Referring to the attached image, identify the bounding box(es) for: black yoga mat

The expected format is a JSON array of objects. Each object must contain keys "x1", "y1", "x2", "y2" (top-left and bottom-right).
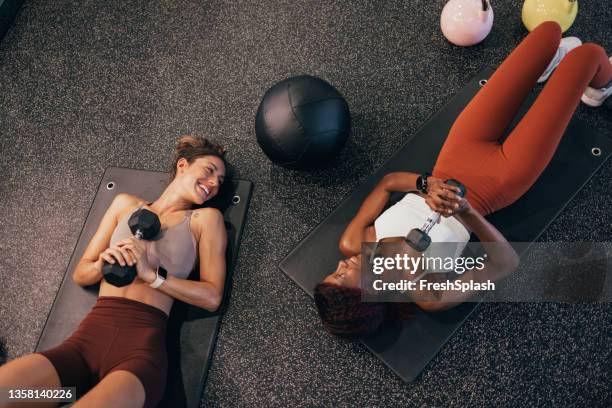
[
  {"x1": 36, "y1": 166, "x2": 252, "y2": 408},
  {"x1": 0, "y1": 0, "x2": 24, "y2": 42},
  {"x1": 279, "y1": 67, "x2": 612, "y2": 382}
]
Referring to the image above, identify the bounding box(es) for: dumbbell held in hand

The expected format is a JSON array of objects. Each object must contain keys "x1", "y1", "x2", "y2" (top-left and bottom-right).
[
  {"x1": 102, "y1": 208, "x2": 161, "y2": 287},
  {"x1": 405, "y1": 179, "x2": 467, "y2": 252}
]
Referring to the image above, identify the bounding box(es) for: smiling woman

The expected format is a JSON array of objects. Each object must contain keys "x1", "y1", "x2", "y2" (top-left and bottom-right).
[
  {"x1": 313, "y1": 20, "x2": 612, "y2": 337},
  {"x1": 0, "y1": 135, "x2": 233, "y2": 408}
]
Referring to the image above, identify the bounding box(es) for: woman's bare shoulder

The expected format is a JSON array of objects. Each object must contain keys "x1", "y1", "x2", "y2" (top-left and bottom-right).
[
  {"x1": 188, "y1": 207, "x2": 225, "y2": 250},
  {"x1": 191, "y1": 207, "x2": 224, "y2": 236},
  {"x1": 192, "y1": 207, "x2": 224, "y2": 224},
  {"x1": 111, "y1": 193, "x2": 147, "y2": 220}
]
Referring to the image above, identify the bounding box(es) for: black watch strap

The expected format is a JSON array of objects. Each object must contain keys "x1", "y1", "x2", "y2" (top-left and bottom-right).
[{"x1": 417, "y1": 172, "x2": 431, "y2": 193}]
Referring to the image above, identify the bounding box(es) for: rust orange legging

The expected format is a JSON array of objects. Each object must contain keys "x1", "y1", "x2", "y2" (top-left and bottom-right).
[{"x1": 433, "y1": 21, "x2": 612, "y2": 216}]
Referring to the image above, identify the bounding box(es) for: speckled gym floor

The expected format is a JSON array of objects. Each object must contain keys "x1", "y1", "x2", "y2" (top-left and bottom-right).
[{"x1": 0, "y1": 1, "x2": 610, "y2": 407}]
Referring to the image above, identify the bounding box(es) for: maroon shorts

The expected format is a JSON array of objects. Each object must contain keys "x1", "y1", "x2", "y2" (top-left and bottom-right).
[{"x1": 38, "y1": 296, "x2": 168, "y2": 408}]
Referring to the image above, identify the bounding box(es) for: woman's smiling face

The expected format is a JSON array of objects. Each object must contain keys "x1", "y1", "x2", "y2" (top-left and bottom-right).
[
  {"x1": 323, "y1": 254, "x2": 363, "y2": 289},
  {"x1": 177, "y1": 155, "x2": 226, "y2": 205}
]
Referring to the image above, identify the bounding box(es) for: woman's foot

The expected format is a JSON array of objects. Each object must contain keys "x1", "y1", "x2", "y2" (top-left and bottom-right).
[
  {"x1": 581, "y1": 57, "x2": 612, "y2": 107},
  {"x1": 537, "y1": 37, "x2": 582, "y2": 83}
]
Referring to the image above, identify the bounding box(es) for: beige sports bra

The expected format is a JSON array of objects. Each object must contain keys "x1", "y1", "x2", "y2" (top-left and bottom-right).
[{"x1": 109, "y1": 204, "x2": 197, "y2": 280}]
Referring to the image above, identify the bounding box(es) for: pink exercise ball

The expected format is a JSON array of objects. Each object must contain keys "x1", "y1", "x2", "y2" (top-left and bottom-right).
[{"x1": 441, "y1": 0, "x2": 494, "y2": 46}]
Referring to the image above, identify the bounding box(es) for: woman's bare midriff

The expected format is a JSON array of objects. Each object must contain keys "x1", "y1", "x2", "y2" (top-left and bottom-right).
[{"x1": 98, "y1": 200, "x2": 201, "y2": 316}]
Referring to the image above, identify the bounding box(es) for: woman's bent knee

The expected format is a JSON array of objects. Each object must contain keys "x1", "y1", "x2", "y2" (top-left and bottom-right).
[
  {"x1": 534, "y1": 20, "x2": 562, "y2": 38},
  {"x1": 567, "y1": 43, "x2": 607, "y2": 61}
]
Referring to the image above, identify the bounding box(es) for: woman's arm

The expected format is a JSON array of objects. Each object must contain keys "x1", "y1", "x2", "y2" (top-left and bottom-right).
[
  {"x1": 73, "y1": 193, "x2": 138, "y2": 286},
  {"x1": 413, "y1": 205, "x2": 519, "y2": 312},
  {"x1": 151, "y1": 208, "x2": 227, "y2": 312},
  {"x1": 340, "y1": 172, "x2": 461, "y2": 256},
  {"x1": 340, "y1": 172, "x2": 420, "y2": 256}
]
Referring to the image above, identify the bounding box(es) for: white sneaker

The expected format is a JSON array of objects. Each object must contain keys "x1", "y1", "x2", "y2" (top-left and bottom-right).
[
  {"x1": 581, "y1": 57, "x2": 612, "y2": 107},
  {"x1": 537, "y1": 37, "x2": 583, "y2": 83}
]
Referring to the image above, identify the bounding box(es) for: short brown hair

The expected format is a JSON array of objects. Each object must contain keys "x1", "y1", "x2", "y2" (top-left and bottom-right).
[{"x1": 170, "y1": 135, "x2": 227, "y2": 179}]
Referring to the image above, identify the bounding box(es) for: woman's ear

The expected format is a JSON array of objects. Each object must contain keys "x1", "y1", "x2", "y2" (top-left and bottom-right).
[{"x1": 176, "y1": 157, "x2": 188, "y2": 174}]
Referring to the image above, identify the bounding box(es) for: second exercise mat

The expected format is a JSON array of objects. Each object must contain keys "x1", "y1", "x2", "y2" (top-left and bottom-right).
[{"x1": 279, "y1": 67, "x2": 612, "y2": 382}]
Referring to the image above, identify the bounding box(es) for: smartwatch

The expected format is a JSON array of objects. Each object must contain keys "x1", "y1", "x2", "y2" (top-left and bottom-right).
[
  {"x1": 150, "y1": 266, "x2": 168, "y2": 289},
  {"x1": 416, "y1": 172, "x2": 431, "y2": 194}
]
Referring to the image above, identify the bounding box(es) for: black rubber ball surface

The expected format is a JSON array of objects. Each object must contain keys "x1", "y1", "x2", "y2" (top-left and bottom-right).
[{"x1": 255, "y1": 75, "x2": 351, "y2": 169}]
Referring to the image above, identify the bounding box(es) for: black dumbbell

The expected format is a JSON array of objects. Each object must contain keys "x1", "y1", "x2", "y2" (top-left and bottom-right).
[
  {"x1": 405, "y1": 179, "x2": 467, "y2": 252},
  {"x1": 102, "y1": 208, "x2": 161, "y2": 287}
]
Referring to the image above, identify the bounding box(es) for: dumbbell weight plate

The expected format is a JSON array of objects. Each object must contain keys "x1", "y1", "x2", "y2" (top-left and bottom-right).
[
  {"x1": 127, "y1": 208, "x2": 161, "y2": 240},
  {"x1": 102, "y1": 262, "x2": 137, "y2": 287}
]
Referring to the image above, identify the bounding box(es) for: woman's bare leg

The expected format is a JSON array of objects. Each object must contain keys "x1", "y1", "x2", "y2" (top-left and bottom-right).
[
  {"x1": 72, "y1": 370, "x2": 145, "y2": 408},
  {"x1": 0, "y1": 354, "x2": 61, "y2": 408}
]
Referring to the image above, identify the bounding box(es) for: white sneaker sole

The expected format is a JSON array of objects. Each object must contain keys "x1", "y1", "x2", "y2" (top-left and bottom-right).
[
  {"x1": 581, "y1": 93, "x2": 606, "y2": 107},
  {"x1": 581, "y1": 56, "x2": 612, "y2": 107}
]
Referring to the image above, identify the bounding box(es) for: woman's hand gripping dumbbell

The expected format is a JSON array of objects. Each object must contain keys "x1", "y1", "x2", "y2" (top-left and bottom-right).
[
  {"x1": 405, "y1": 179, "x2": 468, "y2": 251},
  {"x1": 101, "y1": 208, "x2": 161, "y2": 287}
]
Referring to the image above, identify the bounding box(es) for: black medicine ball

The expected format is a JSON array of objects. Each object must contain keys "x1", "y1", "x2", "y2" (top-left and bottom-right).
[{"x1": 255, "y1": 75, "x2": 351, "y2": 169}]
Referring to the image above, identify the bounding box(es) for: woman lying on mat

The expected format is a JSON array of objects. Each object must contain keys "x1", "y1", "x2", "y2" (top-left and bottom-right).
[
  {"x1": 315, "y1": 21, "x2": 612, "y2": 337},
  {"x1": 0, "y1": 135, "x2": 231, "y2": 408}
]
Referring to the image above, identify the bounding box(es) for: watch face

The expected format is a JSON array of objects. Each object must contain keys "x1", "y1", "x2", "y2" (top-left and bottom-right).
[
  {"x1": 158, "y1": 267, "x2": 168, "y2": 279},
  {"x1": 417, "y1": 176, "x2": 424, "y2": 191}
]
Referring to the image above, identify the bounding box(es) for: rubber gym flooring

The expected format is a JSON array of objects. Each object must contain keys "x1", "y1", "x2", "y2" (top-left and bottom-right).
[{"x1": 0, "y1": 1, "x2": 610, "y2": 406}]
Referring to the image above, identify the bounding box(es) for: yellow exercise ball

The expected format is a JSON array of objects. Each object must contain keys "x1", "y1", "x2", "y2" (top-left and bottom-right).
[{"x1": 522, "y1": 0, "x2": 578, "y2": 33}]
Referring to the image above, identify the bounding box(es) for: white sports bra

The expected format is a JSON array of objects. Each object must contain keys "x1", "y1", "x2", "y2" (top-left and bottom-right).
[{"x1": 374, "y1": 193, "x2": 470, "y2": 269}]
